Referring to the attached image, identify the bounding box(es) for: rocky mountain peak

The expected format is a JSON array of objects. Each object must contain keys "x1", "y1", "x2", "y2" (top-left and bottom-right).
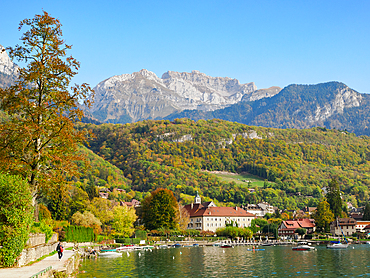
[
  {"x1": 89, "y1": 70, "x2": 262, "y2": 123},
  {"x1": 0, "y1": 44, "x2": 18, "y2": 76}
]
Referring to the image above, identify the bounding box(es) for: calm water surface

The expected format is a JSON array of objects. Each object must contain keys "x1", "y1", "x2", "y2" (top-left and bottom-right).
[{"x1": 78, "y1": 245, "x2": 370, "y2": 277}]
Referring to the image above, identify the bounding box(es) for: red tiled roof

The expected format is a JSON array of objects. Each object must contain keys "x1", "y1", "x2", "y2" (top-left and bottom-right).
[
  {"x1": 297, "y1": 218, "x2": 315, "y2": 228},
  {"x1": 281, "y1": 219, "x2": 315, "y2": 230},
  {"x1": 184, "y1": 204, "x2": 255, "y2": 217}
]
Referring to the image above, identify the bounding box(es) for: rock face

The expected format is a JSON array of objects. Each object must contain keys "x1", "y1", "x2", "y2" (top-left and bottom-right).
[
  {"x1": 241, "y1": 86, "x2": 282, "y2": 102},
  {"x1": 89, "y1": 69, "x2": 263, "y2": 123},
  {"x1": 0, "y1": 44, "x2": 18, "y2": 88},
  {"x1": 0, "y1": 44, "x2": 18, "y2": 76},
  {"x1": 165, "y1": 81, "x2": 370, "y2": 135}
]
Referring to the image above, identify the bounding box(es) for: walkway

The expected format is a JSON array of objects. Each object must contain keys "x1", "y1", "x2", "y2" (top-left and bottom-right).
[{"x1": 0, "y1": 250, "x2": 74, "y2": 278}]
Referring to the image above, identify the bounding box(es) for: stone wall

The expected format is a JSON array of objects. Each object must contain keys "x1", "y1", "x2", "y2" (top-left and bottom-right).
[
  {"x1": 53, "y1": 252, "x2": 81, "y2": 278},
  {"x1": 27, "y1": 233, "x2": 46, "y2": 247},
  {"x1": 50, "y1": 233, "x2": 58, "y2": 243},
  {"x1": 17, "y1": 242, "x2": 58, "y2": 267},
  {"x1": 26, "y1": 233, "x2": 58, "y2": 247}
]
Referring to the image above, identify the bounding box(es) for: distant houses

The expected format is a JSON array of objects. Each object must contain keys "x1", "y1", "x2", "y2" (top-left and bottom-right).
[{"x1": 121, "y1": 199, "x2": 141, "y2": 208}]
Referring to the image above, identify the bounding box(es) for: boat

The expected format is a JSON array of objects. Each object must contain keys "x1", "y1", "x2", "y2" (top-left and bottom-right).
[
  {"x1": 261, "y1": 243, "x2": 274, "y2": 246},
  {"x1": 172, "y1": 243, "x2": 182, "y2": 248},
  {"x1": 246, "y1": 248, "x2": 265, "y2": 251},
  {"x1": 292, "y1": 242, "x2": 315, "y2": 251},
  {"x1": 100, "y1": 248, "x2": 117, "y2": 252},
  {"x1": 220, "y1": 244, "x2": 233, "y2": 248},
  {"x1": 193, "y1": 243, "x2": 199, "y2": 247},
  {"x1": 98, "y1": 251, "x2": 122, "y2": 257},
  {"x1": 116, "y1": 245, "x2": 135, "y2": 251},
  {"x1": 326, "y1": 241, "x2": 349, "y2": 249}
]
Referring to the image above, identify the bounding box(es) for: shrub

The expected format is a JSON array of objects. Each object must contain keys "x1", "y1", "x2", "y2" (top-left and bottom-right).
[
  {"x1": 135, "y1": 230, "x2": 147, "y2": 240},
  {"x1": 0, "y1": 174, "x2": 33, "y2": 267}
]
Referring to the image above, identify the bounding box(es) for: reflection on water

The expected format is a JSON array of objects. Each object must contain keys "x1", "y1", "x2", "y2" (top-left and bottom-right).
[{"x1": 78, "y1": 245, "x2": 370, "y2": 277}]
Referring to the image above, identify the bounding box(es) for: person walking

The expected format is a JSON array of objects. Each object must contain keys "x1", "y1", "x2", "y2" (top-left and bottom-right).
[{"x1": 56, "y1": 242, "x2": 64, "y2": 260}]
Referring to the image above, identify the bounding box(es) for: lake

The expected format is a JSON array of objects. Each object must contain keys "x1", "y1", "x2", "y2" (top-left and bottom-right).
[{"x1": 77, "y1": 244, "x2": 370, "y2": 277}]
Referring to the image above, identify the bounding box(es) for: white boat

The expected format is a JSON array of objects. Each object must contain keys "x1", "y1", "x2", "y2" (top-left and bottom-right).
[
  {"x1": 98, "y1": 251, "x2": 122, "y2": 257},
  {"x1": 116, "y1": 245, "x2": 135, "y2": 251},
  {"x1": 327, "y1": 218, "x2": 350, "y2": 249},
  {"x1": 292, "y1": 242, "x2": 315, "y2": 251},
  {"x1": 327, "y1": 241, "x2": 349, "y2": 249}
]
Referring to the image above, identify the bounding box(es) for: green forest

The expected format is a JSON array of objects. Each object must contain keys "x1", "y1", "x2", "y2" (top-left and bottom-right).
[{"x1": 76, "y1": 118, "x2": 370, "y2": 210}]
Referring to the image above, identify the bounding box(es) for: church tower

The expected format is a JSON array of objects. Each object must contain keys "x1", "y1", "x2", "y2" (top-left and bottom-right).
[{"x1": 194, "y1": 191, "x2": 201, "y2": 204}]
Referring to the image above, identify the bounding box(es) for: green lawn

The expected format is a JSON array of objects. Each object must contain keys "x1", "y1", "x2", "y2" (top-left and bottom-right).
[{"x1": 210, "y1": 171, "x2": 272, "y2": 188}]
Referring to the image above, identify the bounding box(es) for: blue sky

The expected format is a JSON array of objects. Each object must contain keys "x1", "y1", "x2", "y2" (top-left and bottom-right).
[{"x1": 2, "y1": 0, "x2": 370, "y2": 93}]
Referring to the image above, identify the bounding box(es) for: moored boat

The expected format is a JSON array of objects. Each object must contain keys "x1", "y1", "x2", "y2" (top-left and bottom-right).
[
  {"x1": 98, "y1": 251, "x2": 122, "y2": 257},
  {"x1": 292, "y1": 242, "x2": 315, "y2": 251},
  {"x1": 220, "y1": 244, "x2": 233, "y2": 248},
  {"x1": 116, "y1": 245, "x2": 135, "y2": 251},
  {"x1": 326, "y1": 241, "x2": 349, "y2": 249}
]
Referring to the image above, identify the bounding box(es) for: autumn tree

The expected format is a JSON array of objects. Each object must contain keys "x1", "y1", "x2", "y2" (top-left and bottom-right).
[
  {"x1": 112, "y1": 205, "x2": 137, "y2": 237},
  {"x1": 313, "y1": 199, "x2": 334, "y2": 233},
  {"x1": 326, "y1": 178, "x2": 342, "y2": 218},
  {"x1": 178, "y1": 204, "x2": 190, "y2": 231},
  {"x1": 0, "y1": 11, "x2": 93, "y2": 213},
  {"x1": 141, "y1": 188, "x2": 179, "y2": 230},
  {"x1": 87, "y1": 198, "x2": 115, "y2": 226},
  {"x1": 71, "y1": 211, "x2": 102, "y2": 235}
]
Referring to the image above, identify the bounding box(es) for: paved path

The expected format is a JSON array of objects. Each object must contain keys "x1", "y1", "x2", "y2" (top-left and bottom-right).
[{"x1": 0, "y1": 250, "x2": 74, "y2": 278}]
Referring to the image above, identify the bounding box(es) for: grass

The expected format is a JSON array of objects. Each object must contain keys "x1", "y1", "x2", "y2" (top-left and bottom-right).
[{"x1": 211, "y1": 171, "x2": 273, "y2": 188}]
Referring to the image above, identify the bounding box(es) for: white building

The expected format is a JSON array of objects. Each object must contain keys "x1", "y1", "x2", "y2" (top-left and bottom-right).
[{"x1": 184, "y1": 193, "x2": 256, "y2": 233}]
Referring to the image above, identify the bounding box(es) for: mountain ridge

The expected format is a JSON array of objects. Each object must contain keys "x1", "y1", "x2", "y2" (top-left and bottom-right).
[{"x1": 89, "y1": 69, "x2": 267, "y2": 123}]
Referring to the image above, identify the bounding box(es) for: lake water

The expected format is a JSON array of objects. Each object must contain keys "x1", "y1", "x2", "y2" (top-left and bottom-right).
[{"x1": 77, "y1": 245, "x2": 370, "y2": 277}]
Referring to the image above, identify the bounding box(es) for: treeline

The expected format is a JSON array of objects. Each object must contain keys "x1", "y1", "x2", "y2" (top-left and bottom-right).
[{"x1": 75, "y1": 119, "x2": 370, "y2": 210}]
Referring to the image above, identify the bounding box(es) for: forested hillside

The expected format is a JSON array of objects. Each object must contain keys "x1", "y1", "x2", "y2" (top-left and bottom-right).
[
  {"x1": 79, "y1": 119, "x2": 370, "y2": 210},
  {"x1": 43, "y1": 145, "x2": 131, "y2": 220}
]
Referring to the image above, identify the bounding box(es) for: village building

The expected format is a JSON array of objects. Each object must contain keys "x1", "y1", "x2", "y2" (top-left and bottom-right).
[
  {"x1": 121, "y1": 199, "x2": 141, "y2": 208},
  {"x1": 184, "y1": 193, "x2": 256, "y2": 232},
  {"x1": 330, "y1": 218, "x2": 357, "y2": 236},
  {"x1": 355, "y1": 220, "x2": 370, "y2": 233},
  {"x1": 278, "y1": 219, "x2": 316, "y2": 238},
  {"x1": 302, "y1": 207, "x2": 316, "y2": 216},
  {"x1": 99, "y1": 192, "x2": 109, "y2": 199},
  {"x1": 243, "y1": 202, "x2": 275, "y2": 217},
  {"x1": 350, "y1": 212, "x2": 363, "y2": 221},
  {"x1": 363, "y1": 224, "x2": 370, "y2": 235}
]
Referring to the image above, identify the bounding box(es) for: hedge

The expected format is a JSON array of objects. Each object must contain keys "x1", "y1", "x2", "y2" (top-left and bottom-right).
[
  {"x1": 115, "y1": 238, "x2": 141, "y2": 244},
  {"x1": 63, "y1": 225, "x2": 94, "y2": 242}
]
